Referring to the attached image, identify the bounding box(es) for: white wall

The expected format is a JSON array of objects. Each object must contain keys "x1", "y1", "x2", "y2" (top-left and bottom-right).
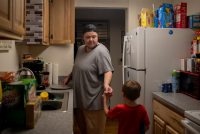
[
  {"x1": 29, "y1": 44, "x2": 74, "y2": 76},
  {"x1": 0, "y1": 41, "x2": 25, "y2": 72},
  {"x1": 75, "y1": 0, "x2": 129, "y2": 8}
]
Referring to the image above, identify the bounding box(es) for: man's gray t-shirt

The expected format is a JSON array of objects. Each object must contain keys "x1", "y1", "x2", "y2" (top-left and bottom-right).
[{"x1": 72, "y1": 43, "x2": 114, "y2": 110}]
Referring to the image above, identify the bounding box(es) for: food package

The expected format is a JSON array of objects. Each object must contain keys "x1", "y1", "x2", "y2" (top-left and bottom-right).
[
  {"x1": 26, "y1": 96, "x2": 42, "y2": 129},
  {"x1": 189, "y1": 15, "x2": 200, "y2": 29},
  {"x1": 158, "y1": 3, "x2": 174, "y2": 28},
  {"x1": 140, "y1": 8, "x2": 154, "y2": 27},
  {"x1": 0, "y1": 72, "x2": 16, "y2": 83},
  {"x1": 2, "y1": 79, "x2": 37, "y2": 126},
  {"x1": 174, "y1": 2, "x2": 187, "y2": 28}
]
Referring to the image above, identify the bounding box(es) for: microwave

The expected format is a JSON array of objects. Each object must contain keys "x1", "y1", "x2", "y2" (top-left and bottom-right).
[{"x1": 179, "y1": 71, "x2": 200, "y2": 100}]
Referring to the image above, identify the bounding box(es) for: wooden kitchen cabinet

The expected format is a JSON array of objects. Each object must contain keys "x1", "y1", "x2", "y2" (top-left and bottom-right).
[
  {"x1": 153, "y1": 100, "x2": 184, "y2": 134},
  {"x1": 0, "y1": 0, "x2": 25, "y2": 40},
  {"x1": 12, "y1": 0, "x2": 25, "y2": 35},
  {"x1": 21, "y1": 0, "x2": 74, "y2": 45},
  {"x1": 49, "y1": 0, "x2": 75, "y2": 45},
  {"x1": 153, "y1": 115, "x2": 165, "y2": 134},
  {"x1": 43, "y1": 0, "x2": 50, "y2": 45}
]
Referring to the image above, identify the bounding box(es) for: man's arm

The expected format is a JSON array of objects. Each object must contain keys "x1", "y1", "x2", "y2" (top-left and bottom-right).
[
  {"x1": 104, "y1": 71, "x2": 113, "y2": 95},
  {"x1": 103, "y1": 94, "x2": 110, "y2": 115}
]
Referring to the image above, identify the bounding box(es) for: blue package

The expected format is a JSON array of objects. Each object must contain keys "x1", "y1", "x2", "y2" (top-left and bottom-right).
[{"x1": 158, "y1": 3, "x2": 174, "y2": 28}]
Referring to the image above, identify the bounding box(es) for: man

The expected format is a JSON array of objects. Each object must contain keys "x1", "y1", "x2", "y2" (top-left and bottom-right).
[{"x1": 65, "y1": 24, "x2": 114, "y2": 134}]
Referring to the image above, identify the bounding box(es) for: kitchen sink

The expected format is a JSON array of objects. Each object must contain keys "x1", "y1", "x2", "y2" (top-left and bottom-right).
[
  {"x1": 41, "y1": 100, "x2": 62, "y2": 110},
  {"x1": 36, "y1": 92, "x2": 64, "y2": 100},
  {"x1": 36, "y1": 91, "x2": 69, "y2": 111}
]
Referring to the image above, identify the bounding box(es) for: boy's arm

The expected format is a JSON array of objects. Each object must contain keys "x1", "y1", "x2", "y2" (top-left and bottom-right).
[{"x1": 103, "y1": 94, "x2": 110, "y2": 115}]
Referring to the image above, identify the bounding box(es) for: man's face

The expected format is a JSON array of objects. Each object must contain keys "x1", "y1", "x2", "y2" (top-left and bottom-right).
[{"x1": 83, "y1": 31, "x2": 98, "y2": 49}]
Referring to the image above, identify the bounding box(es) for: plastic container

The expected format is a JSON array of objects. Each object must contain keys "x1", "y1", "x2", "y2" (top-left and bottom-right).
[{"x1": 40, "y1": 91, "x2": 49, "y2": 100}]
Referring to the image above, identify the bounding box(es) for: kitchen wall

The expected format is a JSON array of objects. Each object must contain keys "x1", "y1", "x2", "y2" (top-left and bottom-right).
[
  {"x1": 28, "y1": 44, "x2": 74, "y2": 77},
  {"x1": 0, "y1": 41, "x2": 29, "y2": 72},
  {"x1": 0, "y1": 41, "x2": 18, "y2": 72}
]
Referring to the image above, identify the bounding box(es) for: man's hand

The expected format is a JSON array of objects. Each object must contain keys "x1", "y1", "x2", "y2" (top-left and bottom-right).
[{"x1": 104, "y1": 84, "x2": 113, "y2": 97}]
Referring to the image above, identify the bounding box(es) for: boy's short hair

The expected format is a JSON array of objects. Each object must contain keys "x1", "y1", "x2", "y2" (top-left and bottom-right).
[
  {"x1": 122, "y1": 80, "x2": 141, "y2": 101},
  {"x1": 83, "y1": 24, "x2": 97, "y2": 35}
]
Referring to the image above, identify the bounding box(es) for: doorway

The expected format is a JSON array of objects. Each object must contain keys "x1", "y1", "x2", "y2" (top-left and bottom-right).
[{"x1": 75, "y1": 8, "x2": 125, "y2": 106}]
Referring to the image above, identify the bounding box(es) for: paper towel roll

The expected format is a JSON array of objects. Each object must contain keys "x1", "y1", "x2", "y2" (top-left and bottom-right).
[
  {"x1": 45, "y1": 63, "x2": 53, "y2": 86},
  {"x1": 53, "y1": 63, "x2": 59, "y2": 85}
]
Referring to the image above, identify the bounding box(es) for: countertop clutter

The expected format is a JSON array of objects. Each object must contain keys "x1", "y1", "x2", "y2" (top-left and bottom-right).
[
  {"x1": 1, "y1": 89, "x2": 73, "y2": 134},
  {"x1": 153, "y1": 92, "x2": 200, "y2": 115}
]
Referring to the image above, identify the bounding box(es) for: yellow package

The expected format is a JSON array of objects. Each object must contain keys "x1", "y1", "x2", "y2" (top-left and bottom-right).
[{"x1": 141, "y1": 8, "x2": 154, "y2": 27}]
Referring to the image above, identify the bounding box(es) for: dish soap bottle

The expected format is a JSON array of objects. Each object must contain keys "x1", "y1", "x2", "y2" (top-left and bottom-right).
[{"x1": 171, "y1": 70, "x2": 180, "y2": 93}]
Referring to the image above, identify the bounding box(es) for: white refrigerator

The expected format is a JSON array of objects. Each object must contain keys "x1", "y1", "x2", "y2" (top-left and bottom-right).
[{"x1": 122, "y1": 27, "x2": 194, "y2": 133}]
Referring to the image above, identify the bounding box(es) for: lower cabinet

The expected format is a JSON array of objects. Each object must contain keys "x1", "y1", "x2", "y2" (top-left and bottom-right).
[
  {"x1": 153, "y1": 100, "x2": 184, "y2": 134},
  {"x1": 154, "y1": 114, "x2": 165, "y2": 134}
]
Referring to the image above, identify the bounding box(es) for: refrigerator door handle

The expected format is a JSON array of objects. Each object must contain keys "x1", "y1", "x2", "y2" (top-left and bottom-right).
[{"x1": 122, "y1": 36, "x2": 128, "y2": 84}]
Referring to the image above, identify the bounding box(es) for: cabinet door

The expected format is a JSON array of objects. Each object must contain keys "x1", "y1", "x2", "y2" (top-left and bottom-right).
[
  {"x1": 49, "y1": 0, "x2": 74, "y2": 44},
  {"x1": 0, "y1": 0, "x2": 12, "y2": 31},
  {"x1": 43, "y1": 0, "x2": 50, "y2": 45},
  {"x1": 153, "y1": 115, "x2": 165, "y2": 134},
  {"x1": 166, "y1": 125, "x2": 180, "y2": 134},
  {"x1": 12, "y1": 0, "x2": 25, "y2": 35},
  {"x1": 153, "y1": 100, "x2": 185, "y2": 134}
]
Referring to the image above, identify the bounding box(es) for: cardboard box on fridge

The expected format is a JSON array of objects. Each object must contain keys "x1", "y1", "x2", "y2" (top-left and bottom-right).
[
  {"x1": 174, "y1": 2, "x2": 187, "y2": 28},
  {"x1": 189, "y1": 15, "x2": 200, "y2": 29},
  {"x1": 140, "y1": 8, "x2": 154, "y2": 27},
  {"x1": 2, "y1": 79, "x2": 36, "y2": 126},
  {"x1": 158, "y1": 3, "x2": 174, "y2": 28}
]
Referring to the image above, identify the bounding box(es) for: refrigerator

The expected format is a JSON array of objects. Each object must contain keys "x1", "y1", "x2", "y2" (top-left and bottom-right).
[{"x1": 122, "y1": 27, "x2": 194, "y2": 133}]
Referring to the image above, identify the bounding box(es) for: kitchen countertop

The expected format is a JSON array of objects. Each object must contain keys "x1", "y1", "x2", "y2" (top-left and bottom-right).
[
  {"x1": 153, "y1": 92, "x2": 200, "y2": 115},
  {"x1": 2, "y1": 89, "x2": 73, "y2": 134}
]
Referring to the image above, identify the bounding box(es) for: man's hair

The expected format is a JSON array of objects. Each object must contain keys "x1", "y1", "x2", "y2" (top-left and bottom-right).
[
  {"x1": 83, "y1": 24, "x2": 97, "y2": 35},
  {"x1": 122, "y1": 80, "x2": 141, "y2": 101}
]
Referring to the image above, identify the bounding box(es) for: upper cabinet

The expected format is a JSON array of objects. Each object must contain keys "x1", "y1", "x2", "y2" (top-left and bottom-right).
[
  {"x1": 0, "y1": 0, "x2": 25, "y2": 40},
  {"x1": 12, "y1": 0, "x2": 25, "y2": 35},
  {"x1": 19, "y1": 0, "x2": 74, "y2": 45},
  {"x1": 49, "y1": 0, "x2": 75, "y2": 45}
]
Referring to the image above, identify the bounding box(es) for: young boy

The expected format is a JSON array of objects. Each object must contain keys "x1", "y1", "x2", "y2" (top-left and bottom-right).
[{"x1": 104, "y1": 80, "x2": 150, "y2": 134}]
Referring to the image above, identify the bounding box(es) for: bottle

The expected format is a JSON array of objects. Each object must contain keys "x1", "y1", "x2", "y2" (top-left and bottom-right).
[{"x1": 171, "y1": 70, "x2": 180, "y2": 93}]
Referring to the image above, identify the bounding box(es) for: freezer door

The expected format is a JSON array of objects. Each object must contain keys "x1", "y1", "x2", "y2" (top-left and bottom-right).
[
  {"x1": 130, "y1": 27, "x2": 145, "y2": 69},
  {"x1": 122, "y1": 35, "x2": 131, "y2": 84},
  {"x1": 124, "y1": 68, "x2": 145, "y2": 105}
]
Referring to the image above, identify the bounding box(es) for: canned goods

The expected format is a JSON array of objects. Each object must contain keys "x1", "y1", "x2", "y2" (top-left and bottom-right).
[{"x1": 162, "y1": 83, "x2": 172, "y2": 93}]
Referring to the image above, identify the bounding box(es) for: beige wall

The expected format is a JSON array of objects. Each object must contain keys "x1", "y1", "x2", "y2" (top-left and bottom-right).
[
  {"x1": 0, "y1": 41, "x2": 19, "y2": 72},
  {"x1": 29, "y1": 44, "x2": 74, "y2": 76},
  {"x1": 75, "y1": 0, "x2": 129, "y2": 8}
]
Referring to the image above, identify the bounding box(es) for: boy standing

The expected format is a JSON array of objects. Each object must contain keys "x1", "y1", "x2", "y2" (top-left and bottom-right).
[{"x1": 104, "y1": 80, "x2": 150, "y2": 134}]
